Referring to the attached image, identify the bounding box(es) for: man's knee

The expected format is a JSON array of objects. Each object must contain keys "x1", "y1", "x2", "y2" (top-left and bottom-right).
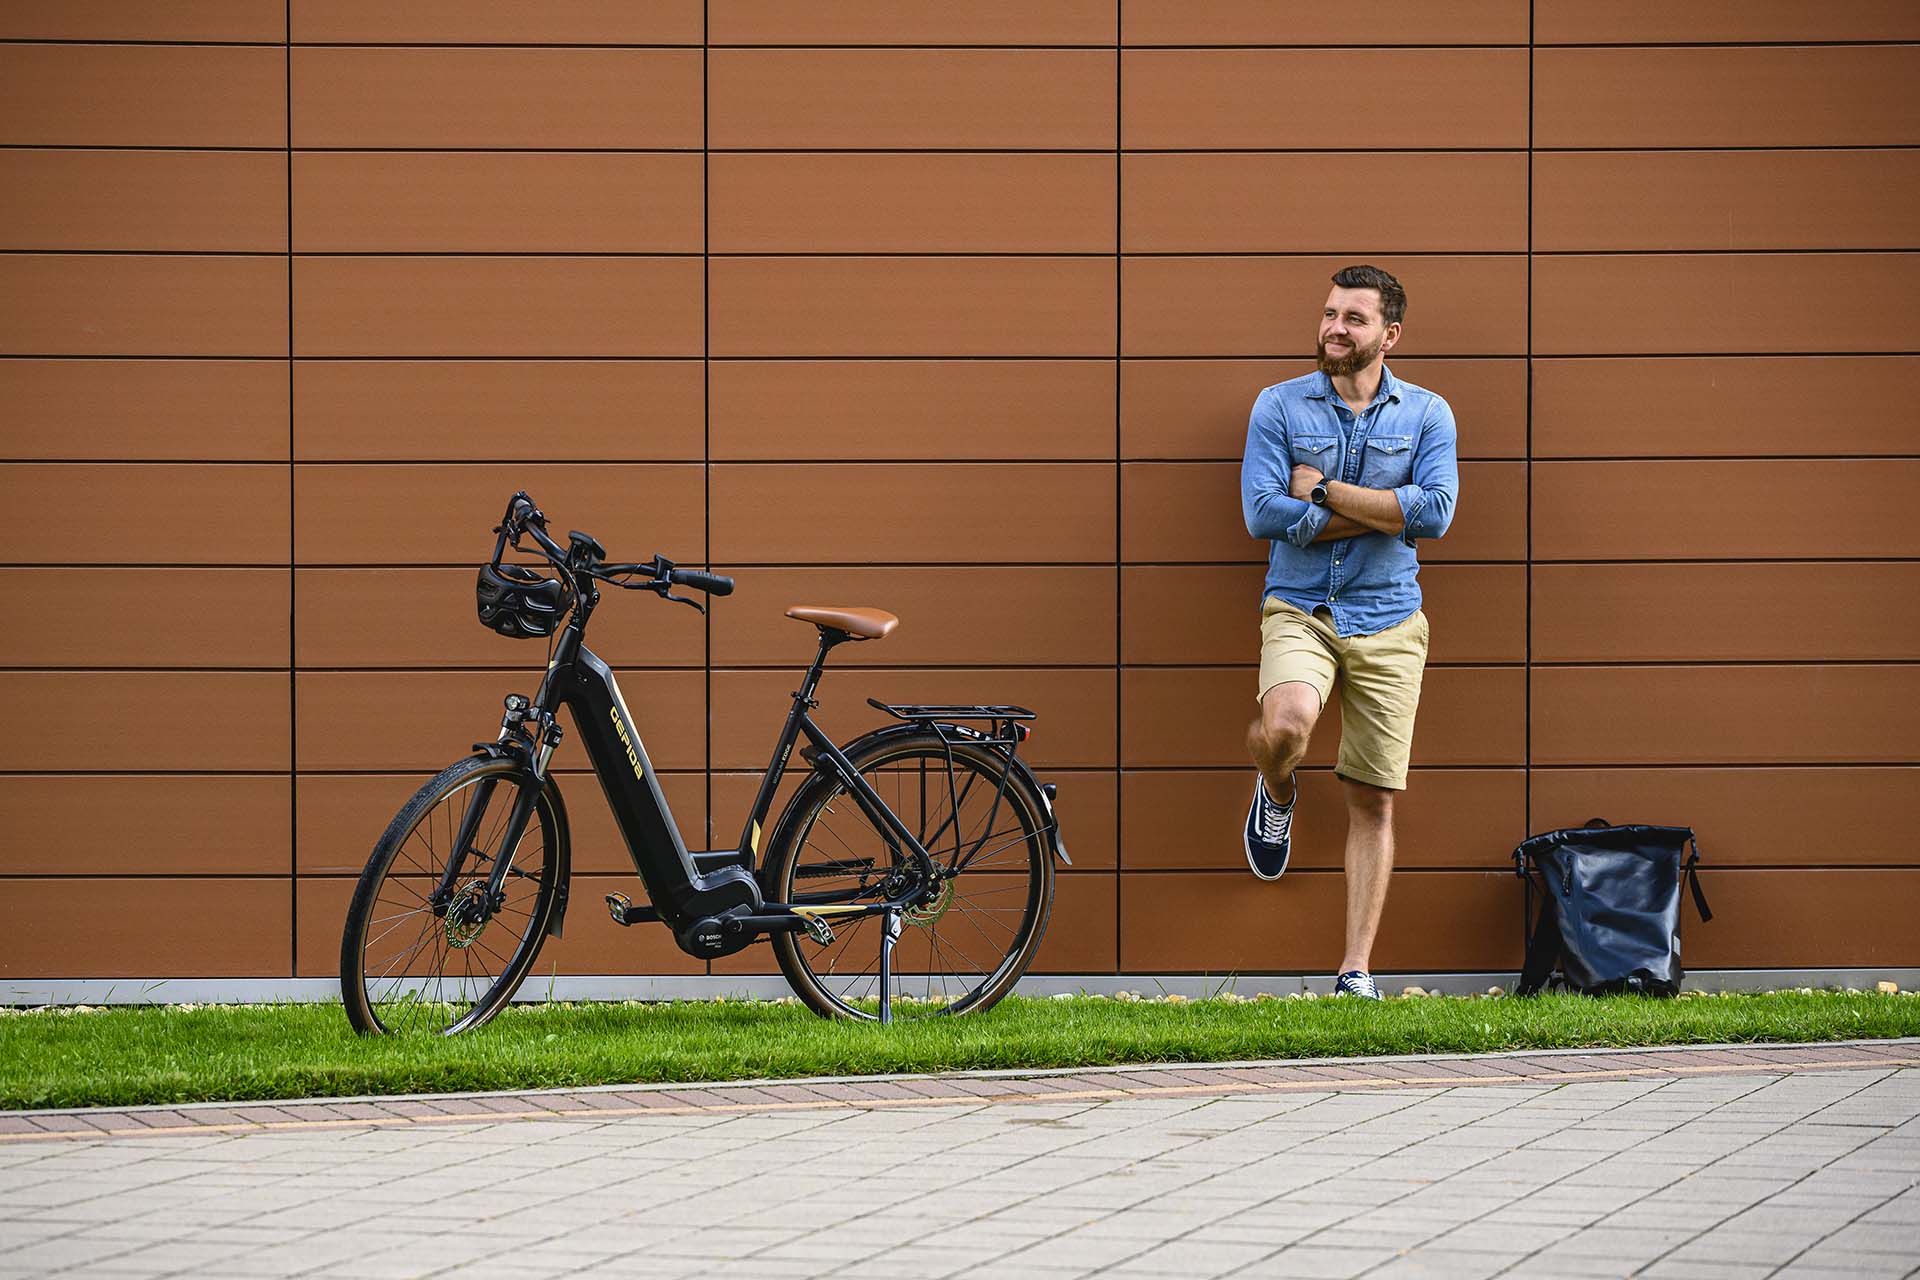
[
  {"x1": 1249, "y1": 697, "x2": 1316, "y2": 764},
  {"x1": 1342, "y1": 777, "x2": 1395, "y2": 823}
]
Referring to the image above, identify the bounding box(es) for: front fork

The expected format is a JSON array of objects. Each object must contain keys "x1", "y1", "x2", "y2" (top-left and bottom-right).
[{"x1": 431, "y1": 694, "x2": 563, "y2": 921}]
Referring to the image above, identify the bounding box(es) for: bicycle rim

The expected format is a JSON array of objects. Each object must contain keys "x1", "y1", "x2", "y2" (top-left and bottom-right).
[
  {"x1": 341, "y1": 757, "x2": 560, "y2": 1035},
  {"x1": 771, "y1": 737, "x2": 1054, "y2": 1020}
]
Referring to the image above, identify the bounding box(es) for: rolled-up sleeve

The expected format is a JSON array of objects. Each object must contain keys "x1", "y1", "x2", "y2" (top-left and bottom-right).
[
  {"x1": 1393, "y1": 399, "x2": 1460, "y2": 546},
  {"x1": 1242, "y1": 390, "x2": 1330, "y2": 548}
]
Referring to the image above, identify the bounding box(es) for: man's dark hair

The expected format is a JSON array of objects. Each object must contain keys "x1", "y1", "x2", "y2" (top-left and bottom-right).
[{"x1": 1330, "y1": 265, "x2": 1406, "y2": 326}]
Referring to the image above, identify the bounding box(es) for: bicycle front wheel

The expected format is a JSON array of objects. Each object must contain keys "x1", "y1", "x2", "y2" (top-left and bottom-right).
[
  {"x1": 340, "y1": 755, "x2": 564, "y2": 1036},
  {"x1": 767, "y1": 732, "x2": 1055, "y2": 1021}
]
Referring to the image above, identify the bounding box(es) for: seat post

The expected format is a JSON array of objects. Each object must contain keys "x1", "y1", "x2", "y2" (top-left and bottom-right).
[{"x1": 793, "y1": 627, "x2": 850, "y2": 707}]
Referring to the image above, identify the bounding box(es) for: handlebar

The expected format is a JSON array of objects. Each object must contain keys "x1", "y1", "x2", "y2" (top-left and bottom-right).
[{"x1": 494, "y1": 491, "x2": 733, "y2": 610}]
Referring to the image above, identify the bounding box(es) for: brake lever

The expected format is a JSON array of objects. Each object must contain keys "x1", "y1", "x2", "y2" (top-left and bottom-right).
[{"x1": 661, "y1": 590, "x2": 706, "y2": 615}]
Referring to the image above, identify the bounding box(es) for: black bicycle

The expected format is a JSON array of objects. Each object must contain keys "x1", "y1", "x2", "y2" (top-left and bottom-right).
[{"x1": 340, "y1": 492, "x2": 1066, "y2": 1034}]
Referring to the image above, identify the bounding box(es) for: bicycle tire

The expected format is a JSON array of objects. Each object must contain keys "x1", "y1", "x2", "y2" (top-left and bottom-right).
[
  {"x1": 767, "y1": 731, "x2": 1055, "y2": 1021},
  {"x1": 340, "y1": 754, "x2": 565, "y2": 1036}
]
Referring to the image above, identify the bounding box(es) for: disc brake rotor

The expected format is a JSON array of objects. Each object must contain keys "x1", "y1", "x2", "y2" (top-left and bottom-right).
[
  {"x1": 443, "y1": 880, "x2": 490, "y2": 950},
  {"x1": 904, "y1": 874, "x2": 954, "y2": 926}
]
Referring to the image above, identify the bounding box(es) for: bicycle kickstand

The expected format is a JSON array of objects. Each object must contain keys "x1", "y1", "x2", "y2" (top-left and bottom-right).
[{"x1": 878, "y1": 907, "x2": 903, "y2": 1026}]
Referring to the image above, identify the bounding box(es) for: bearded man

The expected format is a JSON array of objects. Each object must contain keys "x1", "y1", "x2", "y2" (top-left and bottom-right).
[{"x1": 1238, "y1": 264, "x2": 1460, "y2": 1000}]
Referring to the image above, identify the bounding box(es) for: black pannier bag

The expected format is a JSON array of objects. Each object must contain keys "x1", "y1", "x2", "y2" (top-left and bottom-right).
[{"x1": 1513, "y1": 820, "x2": 1712, "y2": 997}]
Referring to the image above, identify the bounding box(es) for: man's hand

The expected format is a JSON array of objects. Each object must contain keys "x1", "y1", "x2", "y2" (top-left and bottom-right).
[
  {"x1": 1323, "y1": 480, "x2": 1407, "y2": 537},
  {"x1": 1289, "y1": 464, "x2": 1325, "y2": 501}
]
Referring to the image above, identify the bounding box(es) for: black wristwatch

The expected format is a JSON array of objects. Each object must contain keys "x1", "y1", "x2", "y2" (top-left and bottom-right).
[{"x1": 1310, "y1": 474, "x2": 1334, "y2": 506}]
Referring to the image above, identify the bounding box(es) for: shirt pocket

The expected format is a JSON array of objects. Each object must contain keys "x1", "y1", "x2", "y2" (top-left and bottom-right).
[
  {"x1": 1362, "y1": 433, "x2": 1414, "y2": 488},
  {"x1": 1291, "y1": 434, "x2": 1340, "y2": 477}
]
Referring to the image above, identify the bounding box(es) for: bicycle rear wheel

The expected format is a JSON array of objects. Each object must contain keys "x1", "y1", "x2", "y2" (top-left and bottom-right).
[
  {"x1": 767, "y1": 732, "x2": 1055, "y2": 1021},
  {"x1": 340, "y1": 755, "x2": 564, "y2": 1036}
]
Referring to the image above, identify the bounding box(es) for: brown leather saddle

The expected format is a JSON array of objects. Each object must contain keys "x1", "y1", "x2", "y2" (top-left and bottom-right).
[{"x1": 784, "y1": 606, "x2": 898, "y2": 640}]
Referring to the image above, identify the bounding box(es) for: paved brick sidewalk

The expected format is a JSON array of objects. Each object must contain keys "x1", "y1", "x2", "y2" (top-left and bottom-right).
[{"x1": 0, "y1": 1042, "x2": 1915, "y2": 1278}]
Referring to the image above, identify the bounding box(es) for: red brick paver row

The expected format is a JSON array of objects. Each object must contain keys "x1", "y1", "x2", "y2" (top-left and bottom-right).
[{"x1": 5, "y1": 1041, "x2": 1915, "y2": 1146}]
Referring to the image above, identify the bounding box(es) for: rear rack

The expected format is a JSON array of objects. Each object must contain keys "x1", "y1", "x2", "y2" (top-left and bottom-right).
[
  {"x1": 865, "y1": 699, "x2": 1035, "y2": 750},
  {"x1": 867, "y1": 700, "x2": 1036, "y2": 721}
]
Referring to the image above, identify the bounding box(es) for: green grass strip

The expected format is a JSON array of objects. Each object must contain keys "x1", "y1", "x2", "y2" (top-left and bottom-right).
[{"x1": 4, "y1": 992, "x2": 1916, "y2": 1111}]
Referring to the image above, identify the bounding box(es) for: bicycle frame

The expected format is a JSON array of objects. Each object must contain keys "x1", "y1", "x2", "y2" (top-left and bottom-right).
[{"x1": 475, "y1": 588, "x2": 947, "y2": 956}]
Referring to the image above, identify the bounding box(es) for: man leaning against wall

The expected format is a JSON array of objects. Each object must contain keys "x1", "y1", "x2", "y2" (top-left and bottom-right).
[{"x1": 1238, "y1": 265, "x2": 1461, "y2": 1000}]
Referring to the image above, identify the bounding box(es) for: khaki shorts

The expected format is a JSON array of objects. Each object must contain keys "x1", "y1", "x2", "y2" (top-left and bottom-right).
[{"x1": 1257, "y1": 597, "x2": 1430, "y2": 791}]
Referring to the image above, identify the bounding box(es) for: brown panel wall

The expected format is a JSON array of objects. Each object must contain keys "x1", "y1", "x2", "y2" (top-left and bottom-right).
[
  {"x1": 1532, "y1": 255, "x2": 1920, "y2": 355},
  {"x1": 0, "y1": 256, "x2": 288, "y2": 356},
  {"x1": 0, "y1": 152, "x2": 286, "y2": 252},
  {"x1": 1123, "y1": 1, "x2": 1528, "y2": 45},
  {"x1": 710, "y1": 154, "x2": 1114, "y2": 254},
  {"x1": 1123, "y1": 50, "x2": 1528, "y2": 149},
  {"x1": 708, "y1": 50, "x2": 1116, "y2": 149},
  {"x1": 710, "y1": 257, "x2": 1115, "y2": 357},
  {"x1": 710, "y1": 361, "x2": 1114, "y2": 461},
  {"x1": 0, "y1": 465, "x2": 290, "y2": 564},
  {"x1": 1532, "y1": 564, "x2": 1920, "y2": 663},
  {"x1": 711, "y1": 566, "x2": 1118, "y2": 667},
  {"x1": 291, "y1": 48, "x2": 703, "y2": 149},
  {"x1": 1534, "y1": 151, "x2": 1920, "y2": 252},
  {"x1": 1534, "y1": 47, "x2": 1920, "y2": 148},
  {"x1": 709, "y1": 2, "x2": 1115, "y2": 45},
  {"x1": 291, "y1": 2, "x2": 704, "y2": 44},
  {"x1": 294, "y1": 362, "x2": 706, "y2": 462},
  {"x1": 293, "y1": 464, "x2": 705, "y2": 564},
  {"x1": 1533, "y1": 461, "x2": 1920, "y2": 561},
  {"x1": 2, "y1": 880, "x2": 289, "y2": 978},
  {"x1": 0, "y1": 361, "x2": 288, "y2": 461},
  {"x1": 0, "y1": 45, "x2": 285, "y2": 146},
  {"x1": 1533, "y1": 357, "x2": 1920, "y2": 458},
  {"x1": 1533, "y1": 1, "x2": 1920, "y2": 44},
  {"x1": 0, "y1": 673, "x2": 290, "y2": 772},
  {"x1": 6, "y1": 9, "x2": 1913, "y2": 985},
  {"x1": 292, "y1": 257, "x2": 703, "y2": 357},
  {"x1": 1124, "y1": 154, "x2": 1528, "y2": 254},
  {"x1": 0, "y1": 2, "x2": 285, "y2": 41},
  {"x1": 711, "y1": 464, "x2": 1115, "y2": 564},
  {"x1": 293, "y1": 153, "x2": 703, "y2": 254},
  {"x1": 0, "y1": 777, "x2": 291, "y2": 876},
  {"x1": 1532, "y1": 667, "x2": 1920, "y2": 765},
  {"x1": 0, "y1": 569, "x2": 289, "y2": 667}
]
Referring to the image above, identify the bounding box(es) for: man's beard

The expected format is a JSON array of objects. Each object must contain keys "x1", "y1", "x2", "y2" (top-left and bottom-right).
[{"x1": 1317, "y1": 334, "x2": 1381, "y2": 378}]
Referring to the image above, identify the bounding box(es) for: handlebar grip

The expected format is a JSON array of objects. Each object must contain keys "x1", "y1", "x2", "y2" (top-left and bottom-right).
[{"x1": 671, "y1": 568, "x2": 734, "y2": 597}]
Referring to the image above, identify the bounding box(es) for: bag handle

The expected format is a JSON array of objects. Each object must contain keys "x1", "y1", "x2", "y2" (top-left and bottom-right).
[
  {"x1": 1517, "y1": 880, "x2": 1562, "y2": 996},
  {"x1": 1584, "y1": 817, "x2": 1611, "y2": 828},
  {"x1": 1685, "y1": 834, "x2": 1714, "y2": 923}
]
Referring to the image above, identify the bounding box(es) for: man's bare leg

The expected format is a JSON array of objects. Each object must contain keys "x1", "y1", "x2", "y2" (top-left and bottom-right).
[
  {"x1": 1246, "y1": 682, "x2": 1324, "y2": 803},
  {"x1": 1339, "y1": 778, "x2": 1396, "y2": 975}
]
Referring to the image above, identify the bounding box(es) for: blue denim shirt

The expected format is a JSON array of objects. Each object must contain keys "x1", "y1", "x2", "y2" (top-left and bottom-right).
[{"x1": 1241, "y1": 366, "x2": 1460, "y2": 637}]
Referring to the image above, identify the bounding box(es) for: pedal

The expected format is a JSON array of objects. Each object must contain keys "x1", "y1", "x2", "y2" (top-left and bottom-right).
[
  {"x1": 604, "y1": 893, "x2": 659, "y2": 927},
  {"x1": 799, "y1": 911, "x2": 836, "y2": 946}
]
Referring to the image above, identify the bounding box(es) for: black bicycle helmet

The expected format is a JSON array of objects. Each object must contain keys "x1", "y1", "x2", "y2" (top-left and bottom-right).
[{"x1": 475, "y1": 562, "x2": 569, "y2": 638}]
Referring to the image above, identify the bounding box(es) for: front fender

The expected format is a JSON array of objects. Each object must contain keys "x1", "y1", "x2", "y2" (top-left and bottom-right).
[{"x1": 474, "y1": 744, "x2": 573, "y2": 938}]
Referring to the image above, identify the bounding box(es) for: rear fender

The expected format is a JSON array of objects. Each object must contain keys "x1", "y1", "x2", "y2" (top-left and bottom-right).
[{"x1": 791, "y1": 721, "x2": 1072, "y2": 868}]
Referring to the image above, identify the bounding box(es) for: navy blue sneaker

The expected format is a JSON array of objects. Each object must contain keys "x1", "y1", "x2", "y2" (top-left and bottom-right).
[
  {"x1": 1243, "y1": 775, "x2": 1296, "y2": 881},
  {"x1": 1335, "y1": 970, "x2": 1382, "y2": 1000}
]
